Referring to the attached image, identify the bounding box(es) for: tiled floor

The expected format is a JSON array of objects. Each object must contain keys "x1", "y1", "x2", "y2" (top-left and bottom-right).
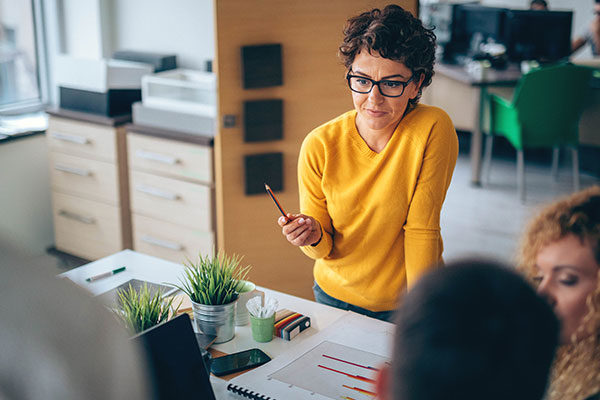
[
  {"x1": 441, "y1": 146, "x2": 600, "y2": 265},
  {"x1": 3, "y1": 138, "x2": 599, "y2": 275}
]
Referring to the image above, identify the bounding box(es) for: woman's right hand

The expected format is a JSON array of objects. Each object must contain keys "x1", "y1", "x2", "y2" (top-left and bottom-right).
[{"x1": 277, "y1": 213, "x2": 322, "y2": 247}]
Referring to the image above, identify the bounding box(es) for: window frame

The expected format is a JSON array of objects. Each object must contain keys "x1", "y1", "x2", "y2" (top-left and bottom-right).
[{"x1": 0, "y1": 0, "x2": 50, "y2": 114}]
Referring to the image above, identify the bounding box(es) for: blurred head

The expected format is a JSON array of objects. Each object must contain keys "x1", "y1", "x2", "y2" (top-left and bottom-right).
[
  {"x1": 339, "y1": 5, "x2": 436, "y2": 117},
  {"x1": 595, "y1": 0, "x2": 600, "y2": 18},
  {"x1": 377, "y1": 260, "x2": 559, "y2": 400},
  {"x1": 519, "y1": 186, "x2": 600, "y2": 344},
  {"x1": 530, "y1": 0, "x2": 548, "y2": 10},
  {"x1": 0, "y1": 251, "x2": 149, "y2": 400}
]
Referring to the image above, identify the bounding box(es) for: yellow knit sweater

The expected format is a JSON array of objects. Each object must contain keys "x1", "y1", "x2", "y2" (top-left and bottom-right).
[{"x1": 298, "y1": 104, "x2": 458, "y2": 311}]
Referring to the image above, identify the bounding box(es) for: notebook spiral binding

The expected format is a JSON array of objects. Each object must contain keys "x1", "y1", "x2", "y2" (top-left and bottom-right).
[{"x1": 227, "y1": 383, "x2": 278, "y2": 400}]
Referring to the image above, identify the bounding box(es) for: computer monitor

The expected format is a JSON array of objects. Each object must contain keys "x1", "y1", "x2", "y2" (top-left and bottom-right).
[
  {"x1": 451, "y1": 5, "x2": 507, "y2": 54},
  {"x1": 503, "y1": 10, "x2": 572, "y2": 62},
  {"x1": 134, "y1": 314, "x2": 216, "y2": 400},
  {"x1": 462, "y1": 4, "x2": 506, "y2": 41}
]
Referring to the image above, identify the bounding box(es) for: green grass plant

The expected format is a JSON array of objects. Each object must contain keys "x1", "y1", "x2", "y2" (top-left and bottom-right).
[
  {"x1": 116, "y1": 283, "x2": 180, "y2": 334},
  {"x1": 174, "y1": 249, "x2": 251, "y2": 305}
]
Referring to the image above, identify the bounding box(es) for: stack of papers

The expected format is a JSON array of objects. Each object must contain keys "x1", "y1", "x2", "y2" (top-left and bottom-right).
[{"x1": 0, "y1": 111, "x2": 48, "y2": 137}]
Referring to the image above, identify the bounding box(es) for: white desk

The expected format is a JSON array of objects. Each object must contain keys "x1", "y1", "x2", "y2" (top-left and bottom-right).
[{"x1": 60, "y1": 249, "x2": 357, "y2": 399}]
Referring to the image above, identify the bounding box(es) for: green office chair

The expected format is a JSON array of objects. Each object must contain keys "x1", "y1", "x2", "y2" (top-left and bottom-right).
[{"x1": 483, "y1": 63, "x2": 593, "y2": 201}]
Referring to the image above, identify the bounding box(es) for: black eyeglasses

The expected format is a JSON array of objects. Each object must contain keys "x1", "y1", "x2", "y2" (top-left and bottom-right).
[{"x1": 346, "y1": 72, "x2": 414, "y2": 98}]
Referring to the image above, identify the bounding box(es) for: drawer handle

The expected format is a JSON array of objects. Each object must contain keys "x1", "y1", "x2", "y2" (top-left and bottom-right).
[
  {"x1": 135, "y1": 184, "x2": 180, "y2": 200},
  {"x1": 54, "y1": 164, "x2": 92, "y2": 176},
  {"x1": 58, "y1": 209, "x2": 95, "y2": 224},
  {"x1": 141, "y1": 235, "x2": 184, "y2": 251},
  {"x1": 135, "y1": 149, "x2": 180, "y2": 165},
  {"x1": 50, "y1": 132, "x2": 89, "y2": 145}
]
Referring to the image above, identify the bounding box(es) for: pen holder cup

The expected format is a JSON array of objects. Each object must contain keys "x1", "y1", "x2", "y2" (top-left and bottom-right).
[
  {"x1": 250, "y1": 314, "x2": 275, "y2": 343},
  {"x1": 235, "y1": 281, "x2": 264, "y2": 326}
]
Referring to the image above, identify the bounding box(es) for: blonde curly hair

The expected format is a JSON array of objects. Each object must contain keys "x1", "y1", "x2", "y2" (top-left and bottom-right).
[{"x1": 518, "y1": 185, "x2": 600, "y2": 400}]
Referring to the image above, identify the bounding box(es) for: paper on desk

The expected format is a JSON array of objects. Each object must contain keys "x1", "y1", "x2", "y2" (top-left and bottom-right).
[{"x1": 226, "y1": 312, "x2": 394, "y2": 400}]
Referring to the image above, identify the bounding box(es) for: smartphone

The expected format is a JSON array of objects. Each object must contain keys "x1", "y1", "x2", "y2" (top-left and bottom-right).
[{"x1": 210, "y1": 348, "x2": 271, "y2": 376}]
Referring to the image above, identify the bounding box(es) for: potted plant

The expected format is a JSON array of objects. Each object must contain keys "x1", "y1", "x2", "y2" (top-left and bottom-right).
[
  {"x1": 173, "y1": 249, "x2": 250, "y2": 344},
  {"x1": 115, "y1": 283, "x2": 180, "y2": 334}
]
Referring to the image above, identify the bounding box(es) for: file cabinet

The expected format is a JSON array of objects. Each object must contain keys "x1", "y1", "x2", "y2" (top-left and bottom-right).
[
  {"x1": 46, "y1": 109, "x2": 132, "y2": 260},
  {"x1": 126, "y1": 124, "x2": 215, "y2": 264}
]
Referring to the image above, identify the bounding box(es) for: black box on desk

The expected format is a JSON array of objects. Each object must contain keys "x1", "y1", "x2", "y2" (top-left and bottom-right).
[
  {"x1": 59, "y1": 86, "x2": 141, "y2": 116},
  {"x1": 112, "y1": 50, "x2": 177, "y2": 72}
]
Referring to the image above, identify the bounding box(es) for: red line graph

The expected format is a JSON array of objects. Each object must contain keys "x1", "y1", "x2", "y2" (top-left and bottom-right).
[
  {"x1": 342, "y1": 384, "x2": 376, "y2": 397},
  {"x1": 317, "y1": 365, "x2": 375, "y2": 384},
  {"x1": 322, "y1": 354, "x2": 379, "y2": 371}
]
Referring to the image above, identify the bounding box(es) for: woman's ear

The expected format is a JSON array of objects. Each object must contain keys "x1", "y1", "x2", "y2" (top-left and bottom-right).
[
  {"x1": 375, "y1": 364, "x2": 392, "y2": 400},
  {"x1": 409, "y1": 73, "x2": 426, "y2": 100}
]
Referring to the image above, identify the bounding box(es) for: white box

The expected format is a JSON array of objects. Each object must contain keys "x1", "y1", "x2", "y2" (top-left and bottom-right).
[
  {"x1": 55, "y1": 55, "x2": 153, "y2": 92},
  {"x1": 132, "y1": 102, "x2": 215, "y2": 136},
  {"x1": 141, "y1": 69, "x2": 217, "y2": 115}
]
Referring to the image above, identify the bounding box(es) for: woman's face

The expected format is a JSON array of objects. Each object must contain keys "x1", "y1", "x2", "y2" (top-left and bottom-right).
[
  {"x1": 535, "y1": 234, "x2": 599, "y2": 344},
  {"x1": 350, "y1": 51, "x2": 422, "y2": 137}
]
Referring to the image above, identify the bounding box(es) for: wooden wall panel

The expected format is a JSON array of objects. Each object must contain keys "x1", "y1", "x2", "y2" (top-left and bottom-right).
[{"x1": 214, "y1": 1, "x2": 418, "y2": 299}]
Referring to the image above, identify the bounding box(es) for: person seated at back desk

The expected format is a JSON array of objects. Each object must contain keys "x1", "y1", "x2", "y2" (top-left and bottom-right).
[
  {"x1": 530, "y1": 0, "x2": 548, "y2": 11},
  {"x1": 375, "y1": 259, "x2": 559, "y2": 400},
  {"x1": 572, "y1": 0, "x2": 600, "y2": 57}
]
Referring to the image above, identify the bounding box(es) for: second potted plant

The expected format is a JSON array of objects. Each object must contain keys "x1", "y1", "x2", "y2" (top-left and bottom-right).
[
  {"x1": 174, "y1": 249, "x2": 250, "y2": 344},
  {"x1": 115, "y1": 283, "x2": 180, "y2": 334}
]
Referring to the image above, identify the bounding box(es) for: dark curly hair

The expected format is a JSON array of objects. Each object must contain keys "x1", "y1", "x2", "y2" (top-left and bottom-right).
[{"x1": 338, "y1": 5, "x2": 436, "y2": 113}]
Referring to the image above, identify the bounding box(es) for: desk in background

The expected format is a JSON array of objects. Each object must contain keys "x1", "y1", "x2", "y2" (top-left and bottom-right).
[
  {"x1": 422, "y1": 63, "x2": 521, "y2": 185},
  {"x1": 423, "y1": 61, "x2": 600, "y2": 185}
]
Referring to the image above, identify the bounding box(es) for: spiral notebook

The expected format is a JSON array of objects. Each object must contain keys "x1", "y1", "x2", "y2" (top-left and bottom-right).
[{"x1": 224, "y1": 312, "x2": 393, "y2": 400}]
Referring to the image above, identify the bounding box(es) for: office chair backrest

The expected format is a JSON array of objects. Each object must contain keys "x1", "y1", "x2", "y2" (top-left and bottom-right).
[{"x1": 512, "y1": 63, "x2": 592, "y2": 147}]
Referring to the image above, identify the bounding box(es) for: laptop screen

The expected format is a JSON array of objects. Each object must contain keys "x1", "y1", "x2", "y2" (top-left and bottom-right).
[{"x1": 134, "y1": 314, "x2": 216, "y2": 400}]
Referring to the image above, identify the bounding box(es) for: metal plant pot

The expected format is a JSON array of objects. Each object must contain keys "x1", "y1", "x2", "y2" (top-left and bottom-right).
[{"x1": 191, "y1": 299, "x2": 237, "y2": 344}]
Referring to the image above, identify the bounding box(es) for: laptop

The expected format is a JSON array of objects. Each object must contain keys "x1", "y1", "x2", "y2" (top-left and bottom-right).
[{"x1": 134, "y1": 313, "x2": 217, "y2": 400}]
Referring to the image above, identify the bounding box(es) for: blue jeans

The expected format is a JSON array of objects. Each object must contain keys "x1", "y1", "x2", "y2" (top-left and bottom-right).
[{"x1": 312, "y1": 282, "x2": 395, "y2": 322}]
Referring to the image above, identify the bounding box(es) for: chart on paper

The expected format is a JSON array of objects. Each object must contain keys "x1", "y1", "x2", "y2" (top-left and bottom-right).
[{"x1": 268, "y1": 340, "x2": 388, "y2": 399}]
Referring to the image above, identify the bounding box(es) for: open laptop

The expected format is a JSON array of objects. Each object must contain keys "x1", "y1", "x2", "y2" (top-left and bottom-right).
[{"x1": 134, "y1": 313, "x2": 217, "y2": 400}]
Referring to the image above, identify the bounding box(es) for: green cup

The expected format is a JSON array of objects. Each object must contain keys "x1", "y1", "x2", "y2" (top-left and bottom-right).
[{"x1": 250, "y1": 314, "x2": 275, "y2": 342}]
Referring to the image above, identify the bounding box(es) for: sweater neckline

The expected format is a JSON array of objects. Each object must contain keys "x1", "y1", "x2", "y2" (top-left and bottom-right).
[{"x1": 348, "y1": 111, "x2": 406, "y2": 159}]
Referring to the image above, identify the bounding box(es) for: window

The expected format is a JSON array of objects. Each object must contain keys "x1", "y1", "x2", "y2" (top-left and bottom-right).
[{"x1": 0, "y1": 0, "x2": 47, "y2": 112}]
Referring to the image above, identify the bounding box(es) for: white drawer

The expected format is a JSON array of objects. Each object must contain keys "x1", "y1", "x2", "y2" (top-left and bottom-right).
[
  {"x1": 127, "y1": 133, "x2": 212, "y2": 184},
  {"x1": 49, "y1": 151, "x2": 119, "y2": 205},
  {"x1": 52, "y1": 191, "x2": 124, "y2": 260},
  {"x1": 129, "y1": 170, "x2": 213, "y2": 231},
  {"x1": 132, "y1": 213, "x2": 214, "y2": 265},
  {"x1": 47, "y1": 117, "x2": 118, "y2": 161}
]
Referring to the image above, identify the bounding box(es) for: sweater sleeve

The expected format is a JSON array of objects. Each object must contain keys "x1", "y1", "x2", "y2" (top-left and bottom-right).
[
  {"x1": 297, "y1": 134, "x2": 334, "y2": 259},
  {"x1": 404, "y1": 111, "x2": 458, "y2": 288}
]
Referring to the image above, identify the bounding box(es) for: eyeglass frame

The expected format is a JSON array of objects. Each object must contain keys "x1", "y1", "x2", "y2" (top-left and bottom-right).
[{"x1": 345, "y1": 72, "x2": 415, "y2": 98}]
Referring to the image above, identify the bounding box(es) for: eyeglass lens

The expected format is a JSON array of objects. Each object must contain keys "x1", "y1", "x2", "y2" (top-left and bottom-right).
[{"x1": 348, "y1": 76, "x2": 408, "y2": 97}]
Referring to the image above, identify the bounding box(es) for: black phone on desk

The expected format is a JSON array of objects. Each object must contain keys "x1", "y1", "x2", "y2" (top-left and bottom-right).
[{"x1": 210, "y1": 348, "x2": 271, "y2": 376}]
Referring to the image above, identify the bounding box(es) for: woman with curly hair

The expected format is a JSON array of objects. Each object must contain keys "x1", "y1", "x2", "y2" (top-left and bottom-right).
[
  {"x1": 277, "y1": 5, "x2": 458, "y2": 320},
  {"x1": 519, "y1": 186, "x2": 600, "y2": 400}
]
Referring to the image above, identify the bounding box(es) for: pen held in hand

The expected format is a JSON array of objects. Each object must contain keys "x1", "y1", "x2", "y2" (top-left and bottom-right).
[
  {"x1": 86, "y1": 266, "x2": 126, "y2": 283},
  {"x1": 264, "y1": 183, "x2": 287, "y2": 218}
]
